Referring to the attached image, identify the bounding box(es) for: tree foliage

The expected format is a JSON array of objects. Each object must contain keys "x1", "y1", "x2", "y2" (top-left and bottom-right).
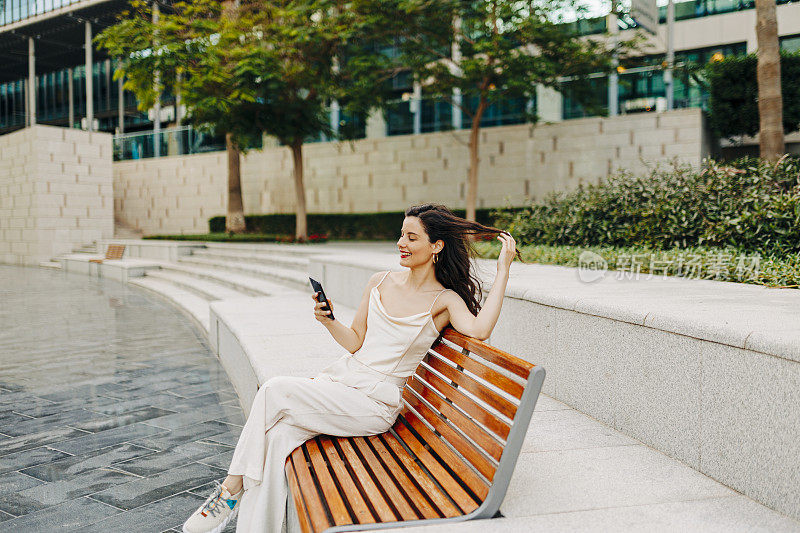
[
  {"x1": 705, "y1": 51, "x2": 800, "y2": 141},
  {"x1": 395, "y1": 0, "x2": 643, "y2": 121}
]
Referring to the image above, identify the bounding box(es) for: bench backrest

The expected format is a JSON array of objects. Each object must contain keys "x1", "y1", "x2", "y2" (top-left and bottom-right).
[
  {"x1": 398, "y1": 326, "x2": 545, "y2": 520},
  {"x1": 105, "y1": 244, "x2": 126, "y2": 260}
]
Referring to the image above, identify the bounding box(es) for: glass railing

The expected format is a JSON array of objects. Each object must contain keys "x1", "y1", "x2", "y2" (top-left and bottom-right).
[
  {"x1": 113, "y1": 126, "x2": 232, "y2": 161},
  {"x1": 1, "y1": 0, "x2": 88, "y2": 26}
]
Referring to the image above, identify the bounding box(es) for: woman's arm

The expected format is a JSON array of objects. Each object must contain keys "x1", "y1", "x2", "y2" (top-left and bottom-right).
[
  {"x1": 445, "y1": 269, "x2": 508, "y2": 340},
  {"x1": 446, "y1": 233, "x2": 516, "y2": 340},
  {"x1": 313, "y1": 271, "x2": 384, "y2": 354}
]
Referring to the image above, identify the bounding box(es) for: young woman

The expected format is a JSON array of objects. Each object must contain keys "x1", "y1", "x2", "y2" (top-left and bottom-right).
[{"x1": 183, "y1": 203, "x2": 523, "y2": 533}]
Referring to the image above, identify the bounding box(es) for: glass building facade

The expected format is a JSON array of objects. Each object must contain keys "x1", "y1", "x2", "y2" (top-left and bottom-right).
[
  {"x1": 1, "y1": 0, "x2": 85, "y2": 26},
  {"x1": 0, "y1": 59, "x2": 151, "y2": 133},
  {"x1": 2, "y1": 0, "x2": 799, "y2": 158}
]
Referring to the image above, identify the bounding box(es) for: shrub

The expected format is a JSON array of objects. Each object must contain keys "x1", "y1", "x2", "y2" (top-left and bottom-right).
[{"x1": 490, "y1": 156, "x2": 800, "y2": 257}]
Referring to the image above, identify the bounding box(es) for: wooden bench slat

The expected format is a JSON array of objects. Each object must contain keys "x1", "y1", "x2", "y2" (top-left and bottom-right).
[
  {"x1": 285, "y1": 457, "x2": 314, "y2": 533},
  {"x1": 352, "y1": 438, "x2": 419, "y2": 521},
  {"x1": 379, "y1": 431, "x2": 462, "y2": 518},
  {"x1": 287, "y1": 447, "x2": 331, "y2": 532},
  {"x1": 338, "y1": 438, "x2": 397, "y2": 522},
  {"x1": 401, "y1": 410, "x2": 490, "y2": 501},
  {"x1": 424, "y1": 354, "x2": 518, "y2": 420},
  {"x1": 432, "y1": 343, "x2": 525, "y2": 399},
  {"x1": 442, "y1": 329, "x2": 534, "y2": 379},
  {"x1": 286, "y1": 326, "x2": 545, "y2": 533},
  {"x1": 393, "y1": 420, "x2": 480, "y2": 514},
  {"x1": 306, "y1": 438, "x2": 351, "y2": 525},
  {"x1": 408, "y1": 376, "x2": 504, "y2": 462},
  {"x1": 416, "y1": 366, "x2": 511, "y2": 440},
  {"x1": 367, "y1": 434, "x2": 440, "y2": 519},
  {"x1": 89, "y1": 244, "x2": 126, "y2": 264},
  {"x1": 319, "y1": 437, "x2": 376, "y2": 525},
  {"x1": 107, "y1": 245, "x2": 125, "y2": 260},
  {"x1": 402, "y1": 391, "x2": 497, "y2": 481}
]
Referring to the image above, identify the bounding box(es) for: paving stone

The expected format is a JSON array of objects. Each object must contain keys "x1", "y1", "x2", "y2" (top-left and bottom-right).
[
  {"x1": 87, "y1": 461, "x2": 228, "y2": 511},
  {"x1": 197, "y1": 449, "x2": 235, "y2": 471},
  {"x1": 0, "y1": 426, "x2": 91, "y2": 457},
  {"x1": 49, "y1": 422, "x2": 170, "y2": 456},
  {"x1": 113, "y1": 441, "x2": 232, "y2": 477},
  {"x1": 143, "y1": 405, "x2": 245, "y2": 430},
  {"x1": 0, "y1": 446, "x2": 72, "y2": 476},
  {"x1": 1, "y1": 408, "x2": 112, "y2": 437},
  {"x1": 20, "y1": 443, "x2": 158, "y2": 482},
  {"x1": 0, "y1": 471, "x2": 45, "y2": 494},
  {"x1": 74, "y1": 491, "x2": 207, "y2": 532},
  {"x1": 134, "y1": 421, "x2": 239, "y2": 451},
  {"x1": 68, "y1": 406, "x2": 177, "y2": 433},
  {"x1": 15, "y1": 466, "x2": 141, "y2": 507},
  {"x1": 0, "y1": 496, "x2": 122, "y2": 532},
  {"x1": 0, "y1": 267, "x2": 242, "y2": 528}
]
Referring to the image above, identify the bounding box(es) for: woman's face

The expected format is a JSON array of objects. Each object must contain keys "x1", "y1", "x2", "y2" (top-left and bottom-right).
[{"x1": 397, "y1": 216, "x2": 439, "y2": 265}]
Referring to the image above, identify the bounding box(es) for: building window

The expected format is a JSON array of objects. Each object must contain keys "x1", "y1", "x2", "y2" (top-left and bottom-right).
[{"x1": 780, "y1": 34, "x2": 800, "y2": 53}]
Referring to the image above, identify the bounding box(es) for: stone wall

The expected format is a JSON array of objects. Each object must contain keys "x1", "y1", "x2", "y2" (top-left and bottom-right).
[
  {"x1": 114, "y1": 108, "x2": 709, "y2": 235},
  {"x1": 0, "y1": 125, "x2": 114, "y2": 265}
]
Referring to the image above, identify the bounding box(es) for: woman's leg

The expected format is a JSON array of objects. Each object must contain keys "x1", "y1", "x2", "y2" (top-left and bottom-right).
[
  {"x1": 226, "y1": 375, "x2": 397, "y2": 533},
  {"x1": 234, "y1": 420, "x2": 315, "y2": 533}
]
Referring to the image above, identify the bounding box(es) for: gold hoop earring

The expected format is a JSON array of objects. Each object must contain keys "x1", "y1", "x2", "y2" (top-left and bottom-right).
[{"x1": 433, "y1": 253, "x2": 438, "y2": 264}]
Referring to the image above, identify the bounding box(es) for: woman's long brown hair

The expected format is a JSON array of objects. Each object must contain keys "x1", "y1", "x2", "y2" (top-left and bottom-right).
[{"x1": 404, "y1": 203, "x2": 526, "y2": 316}]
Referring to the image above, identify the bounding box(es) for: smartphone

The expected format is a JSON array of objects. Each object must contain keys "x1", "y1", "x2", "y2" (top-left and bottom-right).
[{"x1": 308, "y1": 277, "x2": 334, "y2": 320}]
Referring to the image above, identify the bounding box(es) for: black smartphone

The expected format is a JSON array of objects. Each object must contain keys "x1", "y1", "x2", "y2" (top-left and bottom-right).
[{"x1": 308, "y1": 277, "x2": 335, "y2": 320}]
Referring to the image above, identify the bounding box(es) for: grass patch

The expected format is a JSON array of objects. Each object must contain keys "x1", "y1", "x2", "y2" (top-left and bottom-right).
[{"x1": 473, "y1": 241, "x2": 800, "y2": 289}]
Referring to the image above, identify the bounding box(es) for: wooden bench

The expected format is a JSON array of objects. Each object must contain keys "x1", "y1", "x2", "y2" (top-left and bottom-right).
[
  {"x1": 285, "y1": 327, "x2": 546, "y2": 532},
  {"x1": 88, "y1": 244, "x2": 126, "y2": 263}
]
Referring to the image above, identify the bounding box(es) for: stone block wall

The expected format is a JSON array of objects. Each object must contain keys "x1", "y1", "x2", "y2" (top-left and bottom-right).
[
  {"x1": 114, "y1": 108, "x2": 709, "y2": 235},
  {"x1": 0, "y1": 125, "x2": 114, "y2": 265}
]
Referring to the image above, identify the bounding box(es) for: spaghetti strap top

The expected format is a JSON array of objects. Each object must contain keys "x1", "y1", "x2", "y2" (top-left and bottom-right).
[{"x1": 352, "y1": 271, "x2": 449, "y2": 379}]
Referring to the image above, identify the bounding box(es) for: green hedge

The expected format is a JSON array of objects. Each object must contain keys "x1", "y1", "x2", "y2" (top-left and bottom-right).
[
  {"x1": 143, "y1": 233, "x2": 325, "y2": 243},
  {"x1": 208, "y1": 207, "x2": 524, "y2": 239},
  {"x1": 490, "y1": 157, "x2": 800, "y2": 257}
]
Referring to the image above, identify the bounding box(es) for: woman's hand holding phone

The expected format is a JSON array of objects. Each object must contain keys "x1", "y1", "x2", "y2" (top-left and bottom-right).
[{"x1": 312, "y1": 291, "x2": 335, "y2": 323}]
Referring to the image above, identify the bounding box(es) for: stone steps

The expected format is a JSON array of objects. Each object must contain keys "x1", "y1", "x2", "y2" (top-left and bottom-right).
[
  {"x1": 154, "y1": 262, "x2": 294, "y2": 297},
  {"x1": 177, "y1": 255, "x2": 308, "y2": 291},
  {"x1": 144, "y1": 269, "x2": 249, "y2": 301},
  {"x1": 128, "y1": 276, "x2": 212, "y2": 332},
  {"x1": 191, "y1": 248, "x2": 309, "y2": 270}
]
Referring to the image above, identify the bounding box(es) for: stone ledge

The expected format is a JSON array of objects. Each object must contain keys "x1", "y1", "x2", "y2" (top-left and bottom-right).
[
  {"x1": 308, "y1": 254, "x2": 800, "y2": 522},
  {"x1": 208, "y1": 265, "x2": 800, "y2": 531}
]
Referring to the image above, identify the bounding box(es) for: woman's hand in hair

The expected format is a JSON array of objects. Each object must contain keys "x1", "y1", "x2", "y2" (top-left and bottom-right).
[{"x1": 496, "y1": 232, "x2": 517, "y2": 274}]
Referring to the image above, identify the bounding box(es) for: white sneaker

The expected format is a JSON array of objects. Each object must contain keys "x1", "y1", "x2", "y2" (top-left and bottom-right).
[{"x1": 183, "y1": 480, "x2": 244, "y2": 533}]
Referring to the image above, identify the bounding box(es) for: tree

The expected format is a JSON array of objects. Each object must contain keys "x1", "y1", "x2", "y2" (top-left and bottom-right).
[
  {"x1": 95, "y1": 0, "x2": 261, "y2": 234},
  {"x1": 223, "y1": 0, "x2": 403, "y2": 240},
  {"x1": 755, "y1": 0, "x2": 785, "y2": 160},
  {"x1": 394, "y1": 0, "x2": 642, "y2": 222}
]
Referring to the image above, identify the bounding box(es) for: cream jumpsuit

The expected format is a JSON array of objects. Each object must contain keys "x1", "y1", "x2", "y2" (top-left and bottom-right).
[{"x1": 228, "y1": 271, "x2": 450, "y2": 533}]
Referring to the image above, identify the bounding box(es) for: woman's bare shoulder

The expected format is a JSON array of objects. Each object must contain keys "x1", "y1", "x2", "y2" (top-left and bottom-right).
[
  {"x1": 367, "y1": 270, "x2": 389, "y2": 287},
  {"x1": 440, "y1": 288, "x2": 463, "y2": 303}
]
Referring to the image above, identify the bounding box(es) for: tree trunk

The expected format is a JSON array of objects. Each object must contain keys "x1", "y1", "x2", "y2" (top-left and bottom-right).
[
  {"x1": 466, "y1": 98, "x2": 488, "y2": 223},
  {"x1": 225, "y1": 132, "x2": 246, "y2": 233},
  {"x1": 755, "y1": 0, "x2": 784, "y2": 161},
  {"x1": 291, "y1": 139, "x2": 308, "y2": 242}
]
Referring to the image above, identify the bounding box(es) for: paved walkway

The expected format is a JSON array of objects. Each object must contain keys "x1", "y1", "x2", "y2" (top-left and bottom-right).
[{"x1": 0, "y1": 265, "x2": 243, "y2": 532}]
